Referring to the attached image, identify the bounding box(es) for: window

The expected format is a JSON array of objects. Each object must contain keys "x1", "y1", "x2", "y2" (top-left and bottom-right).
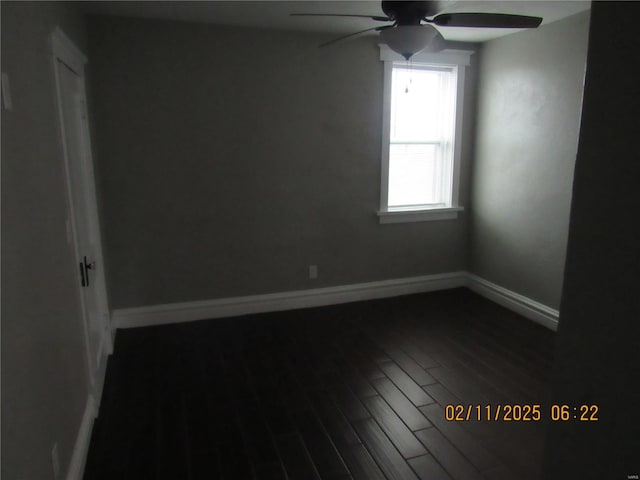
[{"x1": 378, "y1": 45, "x2": 473, "y2": 223}]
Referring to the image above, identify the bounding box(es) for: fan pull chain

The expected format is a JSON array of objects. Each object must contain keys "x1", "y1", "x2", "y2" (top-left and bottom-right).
[{"x1": 405, "y1": 59, "x2": 413, "y2": 93}]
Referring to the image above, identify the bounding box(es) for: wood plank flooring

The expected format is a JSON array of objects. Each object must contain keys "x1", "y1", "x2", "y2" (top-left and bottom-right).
[{"x1": 84, "y1": 288, "x2": 555, "y2": 480}]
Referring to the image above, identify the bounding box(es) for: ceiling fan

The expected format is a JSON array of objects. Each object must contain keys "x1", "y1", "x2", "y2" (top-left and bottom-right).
[{"x1": 292, "y1": 1, "x2": 543, "y2": 59}]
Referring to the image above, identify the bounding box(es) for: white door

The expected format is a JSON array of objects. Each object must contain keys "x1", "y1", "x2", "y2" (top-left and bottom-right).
[{"x1": 53, "y1": 29, "x2": 111, "y2": 388}]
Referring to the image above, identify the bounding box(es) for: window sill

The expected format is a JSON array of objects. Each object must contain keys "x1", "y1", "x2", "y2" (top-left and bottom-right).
[{"x1": 377, "y1": 206, "x2": 464, "y2": 224}]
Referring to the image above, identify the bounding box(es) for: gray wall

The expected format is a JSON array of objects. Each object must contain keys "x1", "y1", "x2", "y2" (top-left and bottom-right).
[
  {"x1": 469, "y1": 11, "x2": 590, "y2": 309},
  {"x1": 1, "y1": 2, "x2": 91, "y2": 479},
  {"x1": 87, "y1": 16, "x2": 477, "y2": 309},
  {"x1": 543, "y1": 2, "x2": 640, "y2": 477}
]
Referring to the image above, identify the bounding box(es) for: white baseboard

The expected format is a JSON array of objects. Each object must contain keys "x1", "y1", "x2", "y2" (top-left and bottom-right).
[
  {"x1": 465, "y1": 273, "x2": 559, "y2": 331},
  {"x1": 111, "y1": 271, "x2": 558, "y2": 332},
  {"x1": 66, "y1": 394, "x2": 97, "y2": 480},
  {"x1": 113, "y1": 272, "x2": 468, "y2": 329}
]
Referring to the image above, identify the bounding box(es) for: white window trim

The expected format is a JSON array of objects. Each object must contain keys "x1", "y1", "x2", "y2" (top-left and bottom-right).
[{"x1": 378, "y1": 45, "x2": 473, "y2": 223}]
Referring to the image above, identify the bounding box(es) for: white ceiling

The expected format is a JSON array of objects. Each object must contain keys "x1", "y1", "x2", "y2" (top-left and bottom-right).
[{"x1": 82, "y1": 1, "x2": 590, "y2": 43}]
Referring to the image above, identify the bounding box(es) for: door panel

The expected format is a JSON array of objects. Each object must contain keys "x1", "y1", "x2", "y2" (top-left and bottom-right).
[{"x1": 57, "y1": 59, "x2": 109, "y2": 380}]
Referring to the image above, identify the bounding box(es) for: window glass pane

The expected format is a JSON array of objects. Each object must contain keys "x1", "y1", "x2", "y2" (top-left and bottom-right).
[
  {"x1": 388, "y1": 143, "x2": 444, "y2": 207},
  {"x1": 391, "y1": 67, "x2": 444, "y2": 142}
]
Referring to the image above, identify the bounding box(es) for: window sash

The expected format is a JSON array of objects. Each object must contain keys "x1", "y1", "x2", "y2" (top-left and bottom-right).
[{"x1": 388, "y1": 142, "x2": 447, "y2": 208}]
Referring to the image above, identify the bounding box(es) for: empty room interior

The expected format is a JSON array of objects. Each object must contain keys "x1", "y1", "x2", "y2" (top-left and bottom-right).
[{"x1": 2, "y1": 1, "x2": 639, "y2": 480}]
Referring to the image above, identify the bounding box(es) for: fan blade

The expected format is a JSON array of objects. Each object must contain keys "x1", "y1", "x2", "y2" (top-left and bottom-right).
[
  {"x1": 430, "y1": 12, "x2": 542, "y2": 28},
  {"x1": 319, "y1": 25, "x2": 392, "y2": 48},
  {"x1": 291, "y1": 13, "x2": 391, "y2": 22}
]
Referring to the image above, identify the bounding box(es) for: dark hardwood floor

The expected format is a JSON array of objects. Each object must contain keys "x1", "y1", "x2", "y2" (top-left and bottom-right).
[{"x1": 84, "y1": 288, "x2": 555, "y2": 480}]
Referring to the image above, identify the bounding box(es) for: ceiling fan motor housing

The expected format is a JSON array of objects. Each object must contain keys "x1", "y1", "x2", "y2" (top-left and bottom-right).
[{"x1": 381, "y1": 1, "x2": 438, "y2": 25}]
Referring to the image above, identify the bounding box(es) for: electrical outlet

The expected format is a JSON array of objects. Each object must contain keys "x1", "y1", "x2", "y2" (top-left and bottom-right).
[
  {"x1": 309, "y1": 265, "x2": 318, "y2": 280},
  {"x1": 51, "y1": 443, "x2": 60, "y2": 480}
]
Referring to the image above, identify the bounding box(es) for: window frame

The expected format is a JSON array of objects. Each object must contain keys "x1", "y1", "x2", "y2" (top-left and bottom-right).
[{"x1": 378, "y1": 45, "x2": 473, "y2": 224}]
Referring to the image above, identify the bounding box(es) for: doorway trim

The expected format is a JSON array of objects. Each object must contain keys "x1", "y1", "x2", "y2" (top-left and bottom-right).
[{"x1": 50, "y1": 26, "x2": 112, "y2": 397}]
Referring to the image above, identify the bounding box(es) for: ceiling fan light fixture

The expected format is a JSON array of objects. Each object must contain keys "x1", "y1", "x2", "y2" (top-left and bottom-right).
[{"x1": 379, "y1": 25, "x2": 445, "y2": 60}]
